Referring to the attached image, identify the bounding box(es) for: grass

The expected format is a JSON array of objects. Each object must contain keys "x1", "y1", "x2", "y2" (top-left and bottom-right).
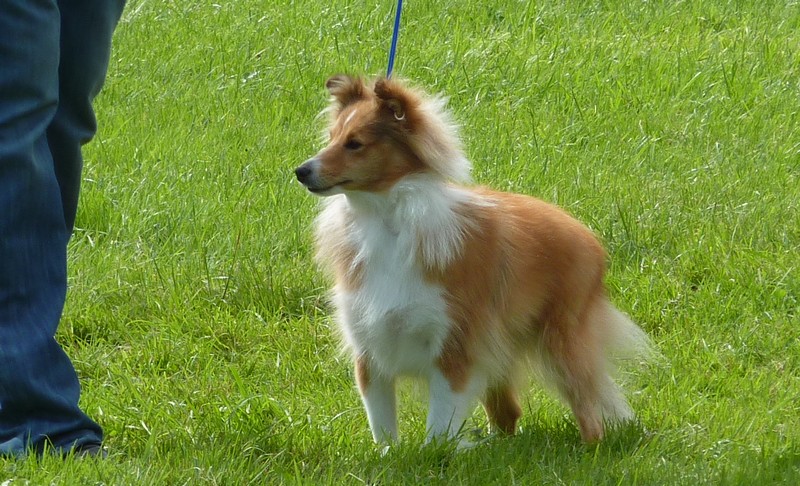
[{"x1": 2, "y1": 0, "x2": 799, "y2": 483}]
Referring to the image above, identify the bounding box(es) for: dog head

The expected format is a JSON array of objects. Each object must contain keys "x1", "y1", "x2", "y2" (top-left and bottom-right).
[{"x1": 295, "y1": 75, "x2": 470, "y2": 196}]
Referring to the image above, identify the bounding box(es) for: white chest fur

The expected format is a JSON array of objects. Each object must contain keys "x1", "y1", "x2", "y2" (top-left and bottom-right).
[
  {"x1": 333, "y1": 228, "x2": 451, "y2": 378},
  {"x1": 317, "y1": 177, "x2": 479, "y2": 379}
]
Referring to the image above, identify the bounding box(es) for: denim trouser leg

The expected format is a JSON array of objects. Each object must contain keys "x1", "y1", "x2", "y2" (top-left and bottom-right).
[
  {"x1": 50, "y1": 0, "x2": 127, "y2": 232},
  {"x1": 0, "y1": 0, "x2": 125, "y2": 457}
]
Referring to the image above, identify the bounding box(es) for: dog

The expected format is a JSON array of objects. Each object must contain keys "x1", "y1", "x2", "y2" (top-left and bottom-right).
[{"x1": 295, "y1": 75, "x2": 651, "y2": 446}]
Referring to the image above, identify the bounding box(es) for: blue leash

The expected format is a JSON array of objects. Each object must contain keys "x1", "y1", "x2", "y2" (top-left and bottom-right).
[{"x1": 386, "y1": 0, "x2": 403, "y2": 78}]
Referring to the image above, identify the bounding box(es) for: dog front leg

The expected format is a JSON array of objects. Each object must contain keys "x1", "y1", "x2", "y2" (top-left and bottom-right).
[
  {"x1": 425, "y1": 367, "x2": 483, "y2": 446},
  {"x1": 356, "y1": 355, "x2": 398, "y2": 444}
]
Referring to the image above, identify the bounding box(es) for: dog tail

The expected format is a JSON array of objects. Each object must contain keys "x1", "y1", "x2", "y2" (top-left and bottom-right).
[
  {"x1": 601, "y1": 300, "x2": 654, "y2": 364},
  {"x1": 592, "y1": 299, "x2": 654, "y2": 422}
]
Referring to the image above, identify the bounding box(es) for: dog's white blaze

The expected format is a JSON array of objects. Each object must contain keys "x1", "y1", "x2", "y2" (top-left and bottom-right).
[{"x1": 342, "y1": 109, "x2": 357, "y2": 128}]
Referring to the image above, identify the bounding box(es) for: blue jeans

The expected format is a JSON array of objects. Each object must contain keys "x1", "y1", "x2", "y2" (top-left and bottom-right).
[{"x1": 0, "y1": 0, "x2": 125, "y2": 457}]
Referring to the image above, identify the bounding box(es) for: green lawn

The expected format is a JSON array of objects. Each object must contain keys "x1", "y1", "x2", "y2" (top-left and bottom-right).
[{"x1": 2, "y1": 0, "x2": 798, "y2": 483}]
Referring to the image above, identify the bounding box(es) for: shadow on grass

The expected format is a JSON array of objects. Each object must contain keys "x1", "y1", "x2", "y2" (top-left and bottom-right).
[{"x1": 251, "y1": 417, "x2": 655, "y2": 485}]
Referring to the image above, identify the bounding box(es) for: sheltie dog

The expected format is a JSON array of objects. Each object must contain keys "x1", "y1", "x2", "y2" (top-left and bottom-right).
[{"x1": 295, "y1": 75, "x2": 651, "y2": 446}]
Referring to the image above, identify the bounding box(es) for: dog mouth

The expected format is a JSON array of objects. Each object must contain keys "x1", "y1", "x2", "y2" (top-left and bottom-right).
[
  {"x1": 306, "y1": 180, "x2": 352, "y2": 194},
  {"x1": 295, "y1": 160, "x2": 352, "y2": 195}
]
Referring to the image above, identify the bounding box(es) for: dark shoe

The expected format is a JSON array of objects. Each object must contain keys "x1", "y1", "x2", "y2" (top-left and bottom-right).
[{"x1": 73, "y1": 443, "x2": 108, "y2": 458}]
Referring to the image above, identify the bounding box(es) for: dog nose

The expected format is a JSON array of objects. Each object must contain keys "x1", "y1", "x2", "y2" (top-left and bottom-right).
[{"x1": 295, "y1": 162, "x2": 313, "y2": 183}]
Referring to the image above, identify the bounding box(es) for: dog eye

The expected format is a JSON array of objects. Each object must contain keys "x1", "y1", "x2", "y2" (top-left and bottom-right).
[{"x1": 344, "y1": 139, "x2": 363, "y2": 150}]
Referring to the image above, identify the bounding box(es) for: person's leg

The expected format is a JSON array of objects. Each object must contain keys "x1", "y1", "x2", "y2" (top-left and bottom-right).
[
  {"x1": 50, "y1": 0, "x2": 126, "y2": 232},
  {"x1": 0, "y1": 0, "x2": 124, "y2": 457}
]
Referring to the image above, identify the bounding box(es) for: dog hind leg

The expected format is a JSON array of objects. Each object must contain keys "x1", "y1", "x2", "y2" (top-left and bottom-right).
[
  {"x1": 481, "y1": 383, "x2": 522, "y2": 435},
  {"x1": 541, "y1": 310, "x2": 610, "y2": 443}
]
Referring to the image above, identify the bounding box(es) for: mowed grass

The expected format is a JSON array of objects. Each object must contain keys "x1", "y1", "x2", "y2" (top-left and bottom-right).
[{"x1": 3, "y1": 0, "x2": 798, "y2": 483}]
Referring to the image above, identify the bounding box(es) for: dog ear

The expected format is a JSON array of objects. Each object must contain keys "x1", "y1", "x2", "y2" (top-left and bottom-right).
[
  {"x1": 373, "y1": 78, "x2": 411, "y2": 123},
  {"x1": 325, "y1": 75, "x2": 366, "y2": 110}
]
